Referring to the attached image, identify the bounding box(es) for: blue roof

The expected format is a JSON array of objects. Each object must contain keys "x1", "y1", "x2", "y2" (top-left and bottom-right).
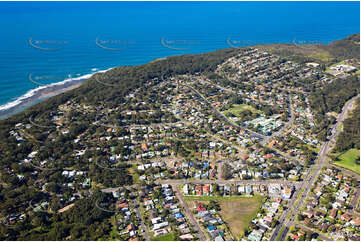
[
  {"x1": 175, "y1": 212, "x2": 184, "y2": 218},
  {"x1": 207, "y1": 225, "x2": 216, "y2": 231}
]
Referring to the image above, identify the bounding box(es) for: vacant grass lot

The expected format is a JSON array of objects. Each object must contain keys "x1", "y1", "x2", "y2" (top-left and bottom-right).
[
  {"x1": 151, "y1": 233, "x2": 175, "y2": 241},
  {"x1": 223, "y1": 104, "x2": 261, "y2": 117},
  {"x1": 186, "y1": 195, "x2": 263, "y2": 240},
  {"x1": 256, "y1": 44, "x2": 336, "y2": 64},
  {"x1": 334, "y1": 149, "x2": 360, "y2": 174},
  {"x1": 309, "y1": 50, "x2": 333, "y2": 62}
]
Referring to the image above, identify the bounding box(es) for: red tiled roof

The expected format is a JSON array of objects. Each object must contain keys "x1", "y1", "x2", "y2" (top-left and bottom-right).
[
  {"x1": 329, "y1": 208, "x2": 337, "y2": 218},
  {"x1": 264, "y1": 154, "x2": 272, "y2": 159}
]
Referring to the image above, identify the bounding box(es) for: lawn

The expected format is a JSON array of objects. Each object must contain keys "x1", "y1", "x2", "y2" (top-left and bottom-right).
[
  {"x1": 151, "y1": 233, "x2": 175, "y2": 241},
  {"x1": 186, "y1": 195, "x2": 263, "y2": 240},
  {"x1": 334, "y1": 149, "x2": 360, "y2": 174},
  {"x1": 223, "y1": 104, "x2": 261, "y2": 117}
]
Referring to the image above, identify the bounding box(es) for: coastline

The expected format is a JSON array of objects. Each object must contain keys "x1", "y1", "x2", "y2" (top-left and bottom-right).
[
  {"x1": 0, "y1": 68, "x2": 113, "y2": 120},
  {"x1": 0, "y1": 53, "x2": 173, "y2": 121},
  {"x1": 1, "y1": 30, "x2": 359, "y2": 121}
]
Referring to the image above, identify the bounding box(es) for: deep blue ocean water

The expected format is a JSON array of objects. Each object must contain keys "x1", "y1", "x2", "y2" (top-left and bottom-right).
[{"x1": 0, "y1": 1, "x2": 359, "y2": 110}]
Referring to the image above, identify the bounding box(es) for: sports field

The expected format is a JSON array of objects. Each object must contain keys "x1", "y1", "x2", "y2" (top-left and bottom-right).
[{"x1": 223, "y1": 104, "x2": 261, "y2": 117}]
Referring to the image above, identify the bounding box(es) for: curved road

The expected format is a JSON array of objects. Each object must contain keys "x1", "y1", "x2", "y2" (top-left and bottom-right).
[{"x1": 183, "y1": 83, "x2": 265, "y2": 140}]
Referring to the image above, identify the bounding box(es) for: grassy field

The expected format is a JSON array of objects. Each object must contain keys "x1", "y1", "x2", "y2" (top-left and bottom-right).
[
  {"x1": 256, "y1": 44, "x2": 336, "y2": 64},
  {"x1": 128, "y1": 165, "x2": 140, "y2": 184},
  {"x1": 223, "y1": 104, "x2": 261, "y2": 117},
  {"x1": 310, "y1": 50, "x2": 333, "y2": 62},
  {"x1": 334, "y1": 149, "x2": 360, "y2": 174},
  {"x1": 186, "y1": 195, "x2": 263, "y2": 240},
  {"x1": 219, "y1": 196, "x2": 263, "y2": 239},
  {"x1": 151, "y1": 233, "x2": 175, "y2": 241}
]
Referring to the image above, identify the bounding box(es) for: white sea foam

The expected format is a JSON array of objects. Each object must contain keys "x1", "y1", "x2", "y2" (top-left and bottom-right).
[{"x1": 0, "y1": 67, "x2": 114, "y2": 112}]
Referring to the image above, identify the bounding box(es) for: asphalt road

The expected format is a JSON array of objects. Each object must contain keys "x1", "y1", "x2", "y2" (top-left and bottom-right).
[
  {"x1": 270, "y1": 187, "x2": 303, "y2": 241},
  {"x1": 261, "y1": 93, "x2": 294, "y2": 146},
  {"x1": 272, "y1": 95, "x2": 359, "y2": 241},
  {"x1": 134, "y1": 200, "x2": 149, "y2": 240},
  {"x1": 183, "y1": 83, "x2": 265, "y2": 140},
  {"x1": 98, "y1": 93, "x2": 358, "y2": 241},
  {"x1": 295, "y1": 224, "x2": 332, "y2": 241},
  {"x1": 172, "y1": 185, "x2": 206, "y2": 240},
  {"x1": 184, "y1": 83, "x2": 302, "y2": 166},
  {"x1": 208, "y1": 73, "x2": 296, "y2": 144},
  {"x1": 155, "y1": 179, "x2": 301, "y2": 186},
  {"x1": 101, "y1": 184, "x2": 138, "y2": 193}
]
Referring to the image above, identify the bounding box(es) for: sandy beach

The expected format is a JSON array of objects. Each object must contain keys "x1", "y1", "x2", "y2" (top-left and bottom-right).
[{"x1": 0, "y1": 68, "x2": 112, "y2": 120}]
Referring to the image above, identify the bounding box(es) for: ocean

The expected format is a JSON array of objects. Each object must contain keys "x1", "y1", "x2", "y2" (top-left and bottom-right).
[{"x1": 0, "y1": 1, "x2": 359, "y2": 118}]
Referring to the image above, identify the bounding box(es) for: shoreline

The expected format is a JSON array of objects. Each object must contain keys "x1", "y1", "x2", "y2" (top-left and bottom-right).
[
  {"x1": 0, "y1": 54, "x2": 170, "y2": 121},
  {"x1": 0, "y1": 31, "x2": 357, "y2": 121},
  {"x1": 0, "y1": 68, "x2": 113, "y2": 120}
]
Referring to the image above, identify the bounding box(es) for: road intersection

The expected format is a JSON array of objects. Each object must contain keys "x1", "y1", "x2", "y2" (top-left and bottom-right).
[
  {"x1": 271, "y1": 95, "x2": 360, "y2": 241},
  {"x1": 99, "y1": 89, "x2": 359, "y2": 241}
]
